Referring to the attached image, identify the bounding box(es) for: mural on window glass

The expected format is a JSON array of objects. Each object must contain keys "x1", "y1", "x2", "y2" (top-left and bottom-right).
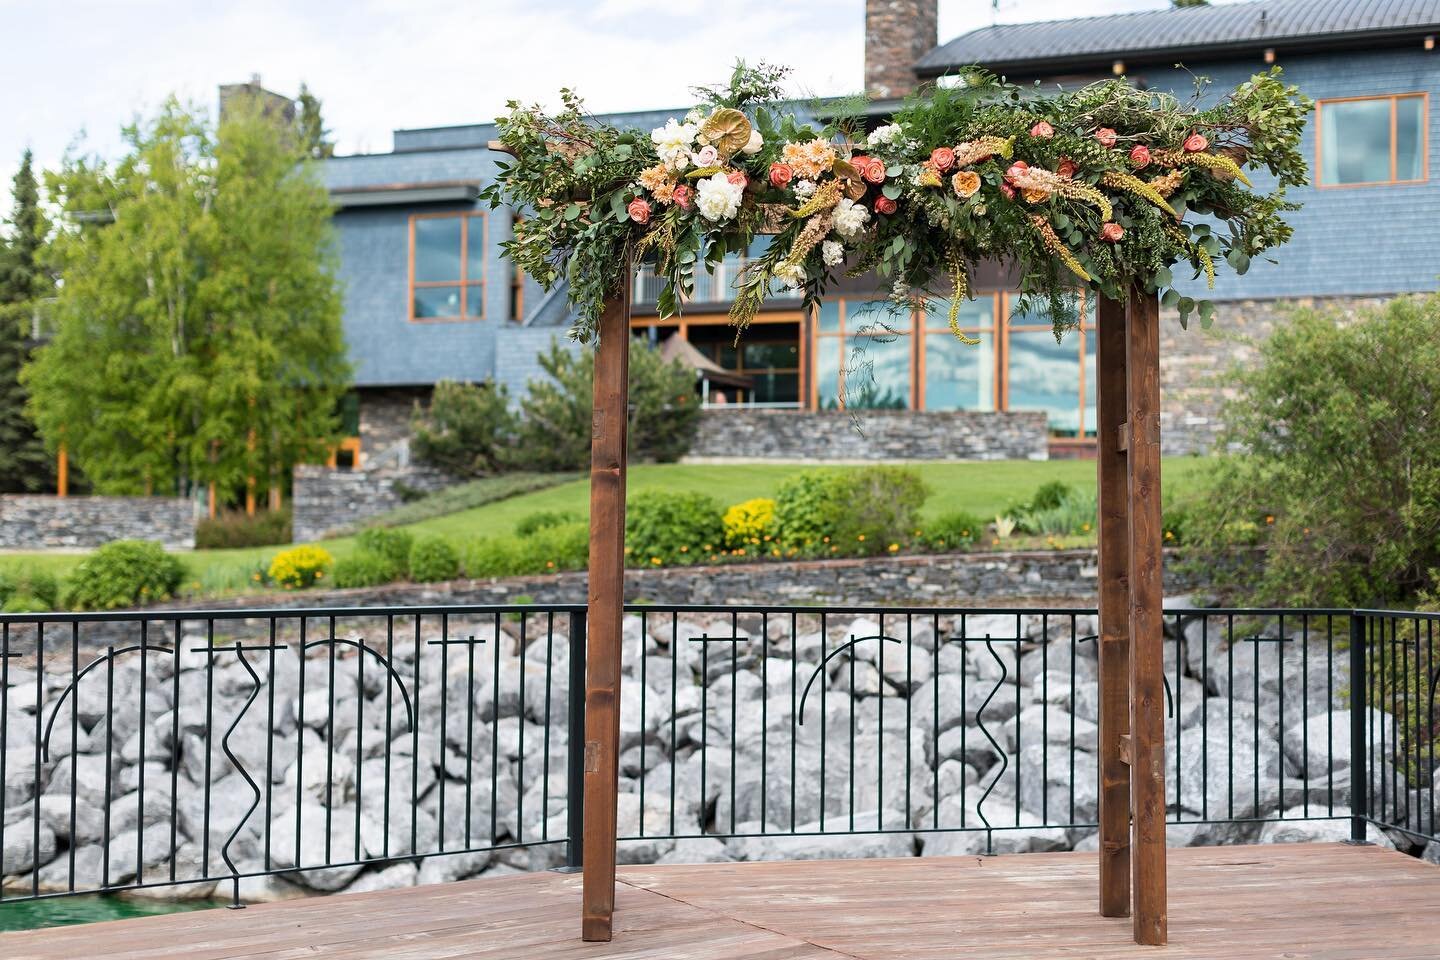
[
  {"x1": 816, "y1": 299, "x2": 911, "y2": 409},
  {"x1": 1006, "y1": 297, "x2": 1094, "y2": 438},
  {"x1": 923, "y1": 297, "x2": 995, "y2": 411},
  {"x1": 1320, "y1": 95, "x2": 1426, "y2": 185},
  {"x1": 411, "y1": 214, "x2": 484, "y2": 319}
]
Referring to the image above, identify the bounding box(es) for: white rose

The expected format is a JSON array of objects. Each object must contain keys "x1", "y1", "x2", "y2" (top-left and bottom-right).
[
  {"x1": 832, "y1": 197, "x2": 871, "y2": 240},
  {"x1": 651, "y1": 119, "x2": 698, "y2": 172},
  {"x1": 792, "y1": 179, "x2": 817, "y2": 199},
  {"x1": 741, "y1": 129, "x2": 764, "y2": 155},
  {"x1": 695, "y1": 172, "x2": 744, "y2": 222},
  {"x1": 822, "y1": 239, "x2": 845, "y2": 267}
]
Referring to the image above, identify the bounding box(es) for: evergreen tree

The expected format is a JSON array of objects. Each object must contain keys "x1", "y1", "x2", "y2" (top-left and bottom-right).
[
  {"x1": 24, "y1": 98, "x2": 350, "y2": 501},
  {"x1": 0, "y1": 150, "x2": 54, "y2": 492},
  {"x1": 295, "y1": 84, "x2": 334, "y2": 160}
]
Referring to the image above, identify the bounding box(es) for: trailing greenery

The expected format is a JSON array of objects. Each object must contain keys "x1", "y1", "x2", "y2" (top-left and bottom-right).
[
  {"x1": 25, "y1": 94, "x2": 349, "y2": 503},
  {"x1": 63, "y1": 540, "x2": 184, "y2": 610},
  {"x1": 0, "y1": 149, "x2": 54, "y2": 493},
  {"x1": 411, "y1": 380, "x2": 518, "y2": 478},
  {"x1": 483, "y1": 62, "x2": 1309, "y2": 342},
  {"x1": 409, "y1": 535, "x2": 461, "y2": 583},
  {"x1": 194, "y1": 508, "x2": 292, "y2": 549},
  {"x1": 625, "y1": 490, "x2": 725, "y2": 566},
  {"x1": 1182, "y1": 295, "x2": 1440, "y2": 606}
]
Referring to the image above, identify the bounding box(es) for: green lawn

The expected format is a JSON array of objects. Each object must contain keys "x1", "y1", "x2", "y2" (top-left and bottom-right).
[{"x1": 0, "y1": 457, "x2": 1213, "y2": 597}]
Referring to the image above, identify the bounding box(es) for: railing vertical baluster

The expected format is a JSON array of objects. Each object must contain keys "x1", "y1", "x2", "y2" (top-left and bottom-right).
[
  {"x1": 566, "y1": 610, "x2": 586, "y2": 869},
  {"x1": 1348, "y1": 613, "x2": 1370, "y2": 844},
  {"x1": 33, "y1": 623, "x2": 47, "y2": 900},
  {"x1": 1, "y1": 622, "x2": 9, "y2": 903}
]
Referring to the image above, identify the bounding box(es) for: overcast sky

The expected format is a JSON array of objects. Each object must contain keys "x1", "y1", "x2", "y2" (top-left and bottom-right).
[{"x1": 0, "y1": 0, "x2": 1243, "y2": 214}]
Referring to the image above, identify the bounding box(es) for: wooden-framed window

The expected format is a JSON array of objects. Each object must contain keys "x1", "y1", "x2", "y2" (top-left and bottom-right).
[
  {"x1": 408, "y1": 212, "x2": 486, "y2": 320},
  {"x1": 812, "y1": 298, "x2": 915, "y2": 410},
  {"x1": 917, "y1": 294, "x2": 999, "y2": 412},
  {"x1": 1316, "y1": 93, "x2": 1428, "y2": 187},
  {"x1": 1001, "y1": 294, "x2": 1095, "y2": 439}
]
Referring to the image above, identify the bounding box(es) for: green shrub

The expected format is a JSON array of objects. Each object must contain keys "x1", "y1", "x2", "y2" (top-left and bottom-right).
[
  {"x1": 411, "y1": 379, "x2": 518, "y2": 478},
  {"x1": 410, "y1": 535, "x2": 461, "y2": 582},
  {"x1": 355, "y1": 527, "x2": 414, "y2": 573},
  {"x1": 1014, "y1": 487, "x2": 1097, "y2": 537},
  {"x1": 921, "y1": 510, "x2": 985, "y2": 552},
  {"x1": 332, "y1": 552, "x2": 404, "y2": 589},
  {"x1": 2, "y1": 594, "x2": 51, "y2": 614},
  {"x1": 63, "y1": 540, "x2": 184, "y2": 610},
  {"x1": 267, "y1": 545, "x2": 333, "y2": 590},
  {"x1": 774, "y1": 467, "x2": 928, "y2": 557},
  {"x1": 465, "y1": 521, "x2": 589, "y2": 577},
  {"x1": 625, "y1": 491, "x2": 724, "y2": 566},
  {"x1": 1027, "y1": 480, "x2": 1076, "y2": 513},
  {"x1": 1185, "y1": 294, "x2": 1440, "y2": 605},
  {"x1": 516, "y1": 509, "x2": 581, "y2": 538},
  {"x1": 194, "y1": 509, "x2": 292, "y2": 549},
  {"x1": 0, "y1": 568, "x2": 60, "y2": 610}
]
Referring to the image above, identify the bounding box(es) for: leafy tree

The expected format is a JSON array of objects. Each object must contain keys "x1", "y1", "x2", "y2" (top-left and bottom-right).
[
  {"x1": 295, "y1": 83, "x2": 334, "y2": 160},
  {"x1": 25, "y1": 96, "x2": 349, "y2": 501},
  {"x1": 0, "y1": 150, "x2": 53, "y2": 491},
  {"x1": 1172, "y1": 0, "x2": 1210, "y2": 7},
  {"x1": 411, "y1": 380, "x2": 518, "y2": 477},
  {"x1": 1183, "y1": 295, "x2": 1440, "y2": 606}
]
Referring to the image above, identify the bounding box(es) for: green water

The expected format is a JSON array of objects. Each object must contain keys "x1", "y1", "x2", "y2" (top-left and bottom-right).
[{"x1": 0, "y1": 894, "x2": 221, "y2": 932}]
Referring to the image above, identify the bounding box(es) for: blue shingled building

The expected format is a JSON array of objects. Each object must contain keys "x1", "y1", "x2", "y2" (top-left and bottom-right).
[{"x1": 317, "y1": 0, "x2": 1440, "y2": 464}]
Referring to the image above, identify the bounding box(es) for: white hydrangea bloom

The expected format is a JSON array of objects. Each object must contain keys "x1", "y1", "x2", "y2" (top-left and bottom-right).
[
  {"x1": 695, "y1": 172, "x2": 744, "y2": 222},
  {"x1": 867, "y1": 123, "x2": 903, "y2": 148},
  {"x1": 832, "y1": 197, "x2": 871, "y2": 240},
  {"x1": 792, "y1": 179, "x2": 817, "y2": 199},
  {"x1": 773, "y1": 261, "x2": 807, "y2": 289},
  {"x1": 741, "y1": 128, "x2": 764, "y2": 155},
  {"x1": 821, "y1": 239, "x2": 845, "y2": 267},
  {"x1": 652, "y1": 119, "x2": 698, "y2": 171}
]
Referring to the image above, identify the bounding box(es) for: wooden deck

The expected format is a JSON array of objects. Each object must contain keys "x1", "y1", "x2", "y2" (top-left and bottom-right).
[{"x1": 3, "y1": 843, "x2": 1437, "y2": 959}]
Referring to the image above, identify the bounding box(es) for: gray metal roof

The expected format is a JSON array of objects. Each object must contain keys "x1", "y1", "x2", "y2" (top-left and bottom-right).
[{"x1": 918, "y1": 0, "x2": 1440, "y2": 76}]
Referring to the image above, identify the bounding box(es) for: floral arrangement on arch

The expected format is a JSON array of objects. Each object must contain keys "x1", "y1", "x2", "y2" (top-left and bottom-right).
[{"x1": 482, "y1": 63, "x2": 1311, "y2": 342}]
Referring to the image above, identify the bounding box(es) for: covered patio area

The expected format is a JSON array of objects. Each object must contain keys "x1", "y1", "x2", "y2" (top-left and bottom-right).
[{"x1": 4, "y1": 843, "x2": 1435, "y2": 959}]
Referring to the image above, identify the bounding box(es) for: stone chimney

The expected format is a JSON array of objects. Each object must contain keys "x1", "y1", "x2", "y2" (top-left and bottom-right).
[{"x1": 865, "y1": 0, "x2": 938, "y2": 100}]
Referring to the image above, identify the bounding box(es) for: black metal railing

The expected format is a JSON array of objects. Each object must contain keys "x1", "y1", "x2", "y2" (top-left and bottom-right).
[{"x1": 1, "y1": 603, "x2": 1436, "y2": 905}]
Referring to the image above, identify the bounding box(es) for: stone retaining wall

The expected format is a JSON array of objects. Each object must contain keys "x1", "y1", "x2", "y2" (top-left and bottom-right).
[
  {"x1": 686, "y1": 409, "x2": 1049, "y2": 462},
  {"x1": 0, "y1": 495, "x2": 195, "y2": 550},
  {"x1": 291, "y1": 464, "x2": 454, "y2": 541}
]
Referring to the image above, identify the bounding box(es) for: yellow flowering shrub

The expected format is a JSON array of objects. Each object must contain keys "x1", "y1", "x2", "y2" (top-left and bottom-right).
[
  {"x1": 267, "y1": 545, "x2": 334, "y2": 590},
  {"x1": 723, "y1": 498, "x2": 777, "y2": 548}
]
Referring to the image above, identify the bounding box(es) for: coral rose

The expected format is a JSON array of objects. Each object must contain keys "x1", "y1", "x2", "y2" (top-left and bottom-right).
[
  {"x1": 1129, "y1": 145, "x2": 1151, "y2": 168},
  {"x1": 1100, "y1": 222, "x2": 1125, "y2": 242},
  {"x1": 951, "y1": 170, "x2": 980, "y2": 198},
  {"x1": 768, "y1": 162, "x2": 794, "y2": 189},
  {"x1": 627, "y1": 198, "x2": 651, "y2": 225},
  {"x1": 874, "y1": 195, "x2": 897, "y2": 215},
  {"x1": 999, "y1": 181, "x2": 1017, "y2": 200},
  {"x1": 726, "y1": 170, "x2": 748, "y2": 188},
  {"x1": 930, "y1": 147, "x2": 956, "y2": 172},
  {"x1": 1029, "y1": 120, "x2": 1055, "y2": 139},
  {"x1": 1183, "y1": 132, "x2": 1209, "y2": 153},
  {"x1": 1057, "y1": 157, "x2": 1078, "y2": 179},
  {"x1": 671, "y1": 184, "x2": 693, "y2": 209},
  {"x1": 1004, "y1": 160, "x2": 1029, "y2": 183},
  {"x1": 862, "y1": 158, "x2": 886, "y2": 184},
  {"x1": 1095, "y1": 127, "x2": 1118, "y2": 147}
]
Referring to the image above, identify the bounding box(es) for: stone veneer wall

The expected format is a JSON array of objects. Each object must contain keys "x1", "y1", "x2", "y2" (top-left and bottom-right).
[
  {"x1": 292, "y1": 464, "x2": 454, "y2": 541},
  {"x1": 1158, "y1": 295, "x2": 1389, "y2": 455},
  {"x1": 0, "y1": 495, "x2": 195, "y2": 550},
  {"x1": 687, "y1": 409, "x2": 1049, "y2": 462}
]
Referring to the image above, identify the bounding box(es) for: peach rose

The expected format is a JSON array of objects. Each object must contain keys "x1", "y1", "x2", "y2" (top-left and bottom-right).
[
  {"x1": 1022, "y1": 187, "x2": 1049, "y2": 204},
  {"x1": 627, "y1": 198, "x2": 651, "y2": 225},
  {"x1": 1004, "y1": 160, "x2": 1030, "y2": 183},
  {"x1": 862, "y1": 158, "x2": 886, "y2": 184},
  {"x1": 930, "y1": 146, "x2": 956, "y2": 172},
  {"x1": 1183, "y1": 132, "x2": 1209, "y2": 153},
  {"x1": 1129, "y1": 145, "x2": 1151, "y2": 169},
  {"x1": 672, "y1": 184, "x2": 693, "y2": 209},
  {"x1": 874, "y1": 195, "x2": 897, "y2": 215},
  {"x1": 1057, "y1": 157, "x2": 1078, "y2": 179},
  {"x1": 726, "y1": 170, "x2": 748, "y2": 188},
  {"x1": 1095, "y1": 127, "x2": 1118, "y2": 147},
  {"x1": 1029, "y1": 120, "x2": 1055, "y2": 139},
  {"x1": 1100, "y1": 221, "x2": 1125, "y2": 242},
  {"x1": 951, "y1": 170, "x2": 980, "y2": 198},
  {"x1": 768, "y1": 162, "x2": 794, "y2": 189}
]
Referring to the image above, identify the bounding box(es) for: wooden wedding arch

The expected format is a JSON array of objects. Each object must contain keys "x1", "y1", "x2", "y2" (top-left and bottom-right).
[{"x1": 572, "y1": 278, "x2": 1170, "y2": 946}]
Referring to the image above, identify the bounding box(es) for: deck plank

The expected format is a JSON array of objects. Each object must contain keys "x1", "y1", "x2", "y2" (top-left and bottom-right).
[{"x1": 2, "y1": 844, "x2": 1437, "y2": 959}]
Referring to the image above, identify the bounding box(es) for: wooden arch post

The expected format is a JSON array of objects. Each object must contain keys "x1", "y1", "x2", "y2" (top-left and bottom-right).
[
  {"x1": 1096, "y1": 286, "x2": 1168, "y2": 945},
  {"x1": 580, "y1": 268, "x2": 632, "y2": 942}
]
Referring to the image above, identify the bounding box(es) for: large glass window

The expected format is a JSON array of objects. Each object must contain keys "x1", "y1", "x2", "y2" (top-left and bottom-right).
[
  {"x1": 410, "y1": 213, "x2": 486, "y2": 319},
  {"x1": 1319, "y1": 94, "x2": 1427, "y2": 186},
  {"x1": 814, "y1": 299, "x2": 912, "y2": 409},
  {"x1": 921, "y1": 297, "x2": 996, "y2": 411},
  {"x1": 1005, "y1": 297, "x2": 1094, "y2": 438}
]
